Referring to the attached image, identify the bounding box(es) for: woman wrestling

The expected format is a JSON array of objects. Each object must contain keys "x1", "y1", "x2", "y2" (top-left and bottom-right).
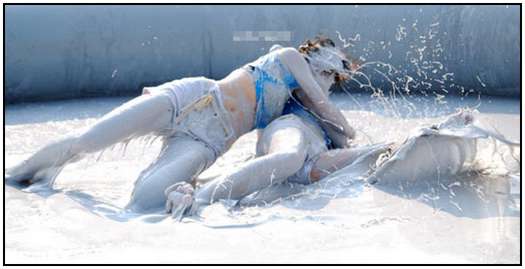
[
  {"x1": 166, "y1": 107, "x2": 519, "y2": 220},
  {"x1": 5, "y1": 36, "x2": 356, "y2": 213}
]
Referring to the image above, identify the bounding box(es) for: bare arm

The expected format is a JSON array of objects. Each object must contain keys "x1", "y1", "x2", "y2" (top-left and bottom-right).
[{"x1": 278, "y1": 48, "x2": 355, "y2": 148}]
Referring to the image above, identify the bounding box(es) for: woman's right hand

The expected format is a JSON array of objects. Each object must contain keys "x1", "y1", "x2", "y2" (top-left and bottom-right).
[
  {"x1": 321, "y1": 120, "x2": 354, "y2": 148},
  {"x1": 164, "y1": 182, "x2": 196, "y2": 221}
]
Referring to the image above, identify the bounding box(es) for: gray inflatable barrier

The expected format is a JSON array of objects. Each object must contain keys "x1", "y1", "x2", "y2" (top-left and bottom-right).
[{"x1": 5, "y1": 5, "x2": 520, "y2": 103}]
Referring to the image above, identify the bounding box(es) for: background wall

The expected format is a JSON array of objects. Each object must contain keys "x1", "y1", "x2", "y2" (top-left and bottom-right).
[{"x1": 5, "y1": 5, "x2": 520, "y2": 103}]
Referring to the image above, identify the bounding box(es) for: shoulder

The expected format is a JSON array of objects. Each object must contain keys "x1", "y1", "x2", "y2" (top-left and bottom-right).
[
  {"x1": 276, "y1": 47, "x2": 301, "y2": 58},
  {"x1": 276, "y1": 47, "x2": 307, "y2": 67}
]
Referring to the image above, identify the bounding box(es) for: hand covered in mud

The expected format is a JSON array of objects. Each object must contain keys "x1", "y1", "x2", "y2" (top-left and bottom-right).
[
  {"x1": 345, "y1": 125, "x2": 356, "y2": 142},
  {"x1": 319, "y1": 121, "x2": 354, "y2": 149},
  {"x1": 164, "y1": 182, "x2": 196, "y2": 221}
]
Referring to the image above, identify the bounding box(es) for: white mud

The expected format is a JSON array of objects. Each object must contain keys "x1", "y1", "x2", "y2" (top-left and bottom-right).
[{"x1": 4, "y1": 94, "x2": 520, "y2": 263}]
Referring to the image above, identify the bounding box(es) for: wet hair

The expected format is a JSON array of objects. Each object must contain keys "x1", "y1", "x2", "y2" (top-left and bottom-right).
[
  {"x1": 298, "y1": 35, "x2": 363, "y2": 84},
  {"x1": 298, "y1": 35, "x2": 356, "y2": 84},
  {"x1": 298, "y1": 35, "x2": 336, "y2": 55}
]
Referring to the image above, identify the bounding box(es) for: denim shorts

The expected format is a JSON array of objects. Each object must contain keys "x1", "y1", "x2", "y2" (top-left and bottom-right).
[{"x1": 143, "y1": 77, "x2": 236, "y2": 159}]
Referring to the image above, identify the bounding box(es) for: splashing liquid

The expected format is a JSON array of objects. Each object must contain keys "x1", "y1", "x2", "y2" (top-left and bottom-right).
[{"x1": 337, "y1": 19, "x2": 482, "y2": 120}]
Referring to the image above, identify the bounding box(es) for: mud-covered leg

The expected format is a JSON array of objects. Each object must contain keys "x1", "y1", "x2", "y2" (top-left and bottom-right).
[
  {"x1": 5, "y1": 93, "x2": 173, "y2": 184},
  {"x1": 239, "y1": 143, "x2": 394, "y2": 207},
  {"x1": 192, "y1": 124, "x2": 308, "y2": 206},
  {"x1": 309, "y1": 143, "x2": 393, "y2": 182},
  {"x1": 126, "y1": 136, "x2": 215, "y2": 212}
]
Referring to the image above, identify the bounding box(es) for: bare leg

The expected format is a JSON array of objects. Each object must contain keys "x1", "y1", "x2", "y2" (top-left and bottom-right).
[
  {"x1": 126, "y1": 135, "x2": 215, "y2": 212},
  {"x1": 6, "y1": 93, "x2": 174, "y2": 184}
]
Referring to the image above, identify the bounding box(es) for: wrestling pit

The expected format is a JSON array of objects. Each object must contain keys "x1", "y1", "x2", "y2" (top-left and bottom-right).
[{"x1": 5, "y1": 93, "x2": 520, "y2": 264}]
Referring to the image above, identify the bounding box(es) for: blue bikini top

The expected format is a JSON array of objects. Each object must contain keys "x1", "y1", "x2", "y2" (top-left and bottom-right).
[{"x1": 245, "y1": 52, "x2": 300, "y2": 129}]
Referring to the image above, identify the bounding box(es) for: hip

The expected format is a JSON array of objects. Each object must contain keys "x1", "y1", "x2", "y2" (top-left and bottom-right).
[{"x1": 144, "y1": 77, "x2": 237, "y2": 158}]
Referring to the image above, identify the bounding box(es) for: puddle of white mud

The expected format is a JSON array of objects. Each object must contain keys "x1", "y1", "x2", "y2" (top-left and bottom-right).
[{"x1": 4, "y1": 93, "x2": 520, "y2": 264}]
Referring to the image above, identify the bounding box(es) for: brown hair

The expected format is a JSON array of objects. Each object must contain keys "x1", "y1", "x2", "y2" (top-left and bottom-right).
[
  {"x1": 298, "y1": 35, "x2": 362, "y2": 75},
  {"x1": 298, "y1": 35, "x2": 336, "y2": 55}
]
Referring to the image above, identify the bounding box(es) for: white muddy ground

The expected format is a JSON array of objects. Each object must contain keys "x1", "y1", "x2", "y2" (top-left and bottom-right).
[{"x1": 4, "y1": 93, "x2": 521, "y2": 264}]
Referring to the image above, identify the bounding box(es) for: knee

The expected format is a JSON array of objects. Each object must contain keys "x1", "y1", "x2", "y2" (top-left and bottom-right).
[
  {"x1": 127, "y1": 181, "x2": 165, "y2": 212},
  {"x1": 275, "y1": 148, "x2": 307, "y2": 174}
]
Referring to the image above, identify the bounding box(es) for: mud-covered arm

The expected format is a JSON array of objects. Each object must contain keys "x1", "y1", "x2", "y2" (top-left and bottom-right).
[
  {"x1": 278, "y1": 48, "x2": 355, "y2": 148},
  {"x1": 293, "y1": 90, "x2": 350, "y2": 149}
]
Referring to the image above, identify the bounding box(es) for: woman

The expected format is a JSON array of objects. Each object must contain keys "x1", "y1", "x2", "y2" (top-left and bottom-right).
[
  {"x1": 6, "y1": 36, "x2": 356, "y2": 212},
  {"x1": 163, "y1": 43, "x2": 376, "y2": 218},
  {"x1": 164, "y1": 98, "x2": 389, "y2": 218},
  {"x1": 166, "y1": 109, "x2": 519, "y2": 219}
]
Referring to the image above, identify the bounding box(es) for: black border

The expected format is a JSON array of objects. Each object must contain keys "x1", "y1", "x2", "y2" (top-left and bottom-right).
[{"x1": 3, "y1": 2, "x2": 522, "y2": 266}]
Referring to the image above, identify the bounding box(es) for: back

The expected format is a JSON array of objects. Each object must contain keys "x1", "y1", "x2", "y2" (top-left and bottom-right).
[{"x1": 245, "y1": 51, "x2": 299, "y2": 129}]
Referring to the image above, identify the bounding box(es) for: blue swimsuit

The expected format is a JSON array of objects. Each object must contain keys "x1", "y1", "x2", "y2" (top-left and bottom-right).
[
  {"x1": 245, "y1": 52, "x2": 331, "y2": 148},
  {"x1": 245, "y1": 52, "x2": 299, "y2": 129}
]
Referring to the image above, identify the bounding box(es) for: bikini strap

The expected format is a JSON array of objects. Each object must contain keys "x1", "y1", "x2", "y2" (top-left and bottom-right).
[
  {"x1": 249, "y1": 54, "x2": 300, "y2": 129},
  {"x1": 275, "y1": 58, "x2": 300, "y2": 90},
  {"x1": 253, "y1": 66, "x2": 269, "y2": 129}
]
